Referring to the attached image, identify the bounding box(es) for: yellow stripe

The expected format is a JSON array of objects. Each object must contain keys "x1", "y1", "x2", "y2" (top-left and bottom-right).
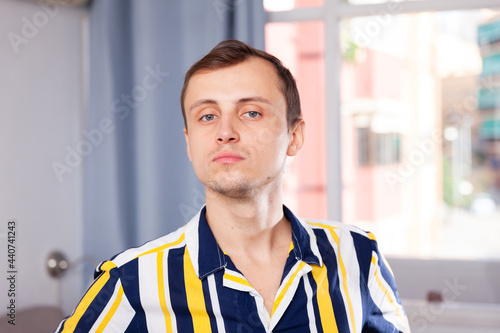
[
  {"x1": 371, "y1": 256, "x2": 405, "y2": 322},
  {"x1": 96, "y1": 285, "x2": 124, "y2": 332},
  {"x1": 367, "y1": 231, "x2": 395, "y2": 277},
  {"x1": 308, "y1": 222, "x2": 357, "y2": 333},
  {"x1": 184, "y1": 248, "x2": 212, "y2": 332},
  {"x1": 311, "y1": 264, "x2": 338, "y2": 333},
  {"x1": 288, "y1": 241, "x2": 295, "y2": 252},
  {"x1": 223, "y1": 273, "x2": 253, "y2": 288},
  {"x1": 306, "y1": 221, "x2": 338, "y2": 230},
  {"x1": 271, "y1": 261, "x2": 307, "y2": 317},
  {"x1": 61, "y1": 262, "x2": 116, "y2": 332},
  {"x1": 135, "y1": 233, "x2": 185, "y2": 259},
  {"x1": 381, "y1": 254, "x2": 395, "y2": 277},
  {"x1": 157, "y1": 251, "x2": 173, "y2": 333}
]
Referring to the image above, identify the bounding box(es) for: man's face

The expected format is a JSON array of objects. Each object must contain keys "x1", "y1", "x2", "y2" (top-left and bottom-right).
[{"x1": 183, "y1": 57, "x2": 303, "y2": 198}]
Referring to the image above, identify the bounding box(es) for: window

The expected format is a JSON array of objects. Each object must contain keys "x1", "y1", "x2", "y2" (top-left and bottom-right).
[
  {"x1": 357, "y1": 129, "x2": 401, "y2": 166},
  {"x1": 266, "y1": 1, "x2": 500, "y2": 260}
]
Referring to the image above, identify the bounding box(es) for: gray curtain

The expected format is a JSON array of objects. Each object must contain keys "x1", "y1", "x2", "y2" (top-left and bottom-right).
[{"x1": 84, "y1": 0, "x2": 265, "y2": 263}]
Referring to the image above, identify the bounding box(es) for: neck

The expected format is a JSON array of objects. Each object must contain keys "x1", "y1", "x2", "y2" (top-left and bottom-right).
[{"x1": 204, "y1": 184, "x2": 290, "y2": 257}]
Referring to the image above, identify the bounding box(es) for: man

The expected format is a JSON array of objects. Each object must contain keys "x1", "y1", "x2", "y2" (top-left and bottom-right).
[{"x1": 56, "y1": 40, "x2": 409, "y2": 332}]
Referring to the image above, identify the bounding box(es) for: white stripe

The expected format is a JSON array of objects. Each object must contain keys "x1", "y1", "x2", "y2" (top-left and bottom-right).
[
  {"x1": 112, "y1": 225, "x2": 186, "y2": 267},
  {"x1": 322, "y1": 228, "x2": 358, "y2": 333},
  {"x1": 55, "y1": 320, "x2": 63, "y2": 332},
  {"x1": 368, "y1": 252, "x2": 407, "y2": 332},
  {"x1": 139, "y1": 254, "x2": 165, "y2": 332},
  {"x1": 336, "y1": 228, "x2": 363, "y2": 333},
  {"x1": 88, "y1": 281, "x2": 132, "y2": 332},
  {"x1": 303, "y1": 274, "x2": 319, "y2": 333},
  {"x1": 298, "y1": 217, "x2": 323, "y2": 266},
  {"x1": 222, "y1": 269, "x2": 270, "y2": 330},
  {"x1": 252, "y1": 293, "x2": 271, "y2": 331},
  {"x1": 88, "y1": 283, "x2": 119, "y2": 332},
  {"x1": 208, "y1": 274, "x2": 226, "y2": 333},
  {"x1": 269, "y1": 262, "x2": 312, "y2": 330},
  {"x1": 184, "y1": 209, "x2": 202, "y2": 277},
  {"x1": 162, "y1": 249, "x2": 178, "y2": 333},
  {"x1": 272, "y1": 261, "x2": 303, "y2": 304},
  {"x1": 305, "y1": 218, "x2": 371, "y2": 239},
  {"x1": 102, "y1": 291, "x2": 134, "y2": 332},
  {"x1": 222, "y1": 269, "x2": 255, "y2": 293}
]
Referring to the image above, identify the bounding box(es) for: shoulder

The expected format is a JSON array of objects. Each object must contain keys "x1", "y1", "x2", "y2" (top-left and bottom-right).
[
  {"x1": 106, "y1": 223, "x2": 188, "y2": 269},
  {"x1": 300, "y1": 218, "x2": 383, "y2": 281},
  {"x1": 301, "y1": 217, "x2": 376, "y2": 242},
  {"x1": 298, "y1": 217, "x2": 380, "y2": 259}
]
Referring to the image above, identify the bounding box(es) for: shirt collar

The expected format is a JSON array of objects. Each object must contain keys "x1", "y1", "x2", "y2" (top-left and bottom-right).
[
  {"x1": 283, "y1": 205, "x2": 323, "y2": 267},
  {"x1": 185, "y1": 205, "x2": 323, "y2": 280}
]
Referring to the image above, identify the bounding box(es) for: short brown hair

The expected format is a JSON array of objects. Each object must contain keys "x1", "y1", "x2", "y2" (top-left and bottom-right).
[{"x1": 180, "y1": 39, "x2": 302, "y2": 131}]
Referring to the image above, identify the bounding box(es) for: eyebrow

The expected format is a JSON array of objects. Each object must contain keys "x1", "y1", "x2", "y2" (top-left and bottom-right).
[
  {"x1": 189, "y1": 99, "x2": 217, "y2": 113},
  {"x1": 236, "y1": 97, "x2": 273, "y2": 106},
  {"x1": 188, "y1": 96, "x2": 273, "y2": 113}
]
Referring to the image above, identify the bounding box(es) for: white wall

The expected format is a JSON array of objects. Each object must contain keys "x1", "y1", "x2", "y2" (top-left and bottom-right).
[{"x1": 0, "y1": 0, "x2": 86, "y2": 316}]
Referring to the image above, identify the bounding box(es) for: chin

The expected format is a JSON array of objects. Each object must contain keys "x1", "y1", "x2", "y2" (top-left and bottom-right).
[{"x1": 207, "y1": 179, "x2": 257, "y2": 199}]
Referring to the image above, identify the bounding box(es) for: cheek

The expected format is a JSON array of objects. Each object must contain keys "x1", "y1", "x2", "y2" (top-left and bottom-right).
[
  {"x1": 254, "y1": 127, "x2": 275, "y2": 147},
  {"x1": 191, "y1": 146, "x2": 205, "y2": 165},
  {"x1": 187, "y1": 139, "x2": 205, "y2": 166},
  {"x1": 253, "y1": 120, "x2": 288, "y2": 148},
  {"x1": 254, "y1": 133, "x2": 289, "y2": 164}
]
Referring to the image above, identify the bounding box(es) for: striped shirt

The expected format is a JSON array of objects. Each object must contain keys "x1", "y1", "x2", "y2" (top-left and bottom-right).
[{"x1": 55, "y1": 206, "x2": 409, "y2": 333}]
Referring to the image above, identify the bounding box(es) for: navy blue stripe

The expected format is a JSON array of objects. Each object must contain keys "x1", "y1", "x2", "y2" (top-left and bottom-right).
[
  {"x1": 223, "y1": 253, "x2": 240, "y2": 273},
  {"x1": 280, "y1": 250, "x2": 299, "y2": 284},
  {"x1": 198, "y1": 207, "x2": 226, "y2": 279},
  {"x1": 351, "y1": 231, "x2": 373, "y2": 326},
  {"x1": 214, "y1": 269, "x2": 266, "y2": 333},
  {"x1": 284, "y1": 205, "x2": 321, "y2": 265},
  {"x1": 277, "y1": 278, "x2": 312, "y2": 332},
  {"x1": 375, "y1": 243, "x2": 399, "y2": 294},
  {"x1": 210, "y1": 270, "x2": 234, "y2": 333},
  {"x1": 351, "y1": 232, "x2": 372, "y2": 285},
  {"x1": 168, "y1": 247, "x2": 195, "y2": 333},
  {"x1": 201, "y1": 277, "x2": 218, "y2": 332},
  {"x1": 119, "y1": 259, "x2": 146, "y2": 331},
  {"x1": 315, "y1": 229, "x2": 350, "y2": 330},
  {"x1": 74, "y1": 267, "x2": 120, "y2": 332},
  {"x1": 362, "y1": 295, "x2": 400, "y2": 332}
]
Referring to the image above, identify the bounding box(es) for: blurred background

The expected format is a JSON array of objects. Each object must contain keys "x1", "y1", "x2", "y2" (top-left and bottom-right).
[{"x1": 1, "y1": 0, "x2": 500, "y2": 332}]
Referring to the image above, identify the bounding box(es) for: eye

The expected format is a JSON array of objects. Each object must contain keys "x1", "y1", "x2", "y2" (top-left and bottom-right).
[
  {"x1": 200, "y1": 114, "x2": 217, "y2": 122},
  {"x1": 244, "y1": 111, "x2": 261, "y2": 118}
]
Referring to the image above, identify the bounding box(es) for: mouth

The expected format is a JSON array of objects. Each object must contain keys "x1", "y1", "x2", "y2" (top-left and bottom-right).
[{"x1": 212, "y1": 151, "x2": 245, "y2": 164}]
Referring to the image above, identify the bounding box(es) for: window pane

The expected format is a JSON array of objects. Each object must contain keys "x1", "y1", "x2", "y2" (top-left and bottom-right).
[
  {"x1": 340, "y1": 9, "x2": 500, "y2": 259},
  {"x1": 266, "y1": 21, "x2": 327, "y2": 219},
  {"x1": 264, "y1": 0, "x2": 323, "y2": 12}
]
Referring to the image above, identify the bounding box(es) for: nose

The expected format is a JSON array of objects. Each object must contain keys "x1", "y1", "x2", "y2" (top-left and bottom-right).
[{"x1": 216, "y1": 115, "x2": 239, "y2": 144}]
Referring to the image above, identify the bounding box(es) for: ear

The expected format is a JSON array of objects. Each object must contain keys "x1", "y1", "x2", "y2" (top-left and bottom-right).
[
  {"x1": 183, "y1": 128, "x2": 192, "y2": 162},
  {"x1": 287, "y1": 120, "x2": 305, "y2": 157}
]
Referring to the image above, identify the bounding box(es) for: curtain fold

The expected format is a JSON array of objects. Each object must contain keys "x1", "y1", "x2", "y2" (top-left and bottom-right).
[{"x1": 84, "y1": 0, "x2": 265, "y2": 262}]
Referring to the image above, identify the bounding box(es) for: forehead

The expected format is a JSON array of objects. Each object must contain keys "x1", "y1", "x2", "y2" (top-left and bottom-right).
[{"x1": 184, "y1": 57, "x2": 284, "y2": 105}]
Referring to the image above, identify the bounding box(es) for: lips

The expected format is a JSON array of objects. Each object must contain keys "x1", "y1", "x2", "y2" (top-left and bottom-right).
[{"x1": 212, "y1": 151, "x2": 244, "y2": 164}]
